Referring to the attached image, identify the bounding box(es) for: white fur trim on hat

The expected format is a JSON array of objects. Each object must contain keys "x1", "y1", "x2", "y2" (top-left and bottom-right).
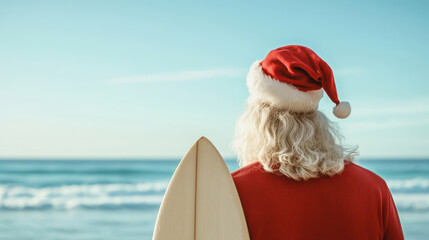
[{"x1": 246, "y1": 61, "x2": 323, "y2": 112}]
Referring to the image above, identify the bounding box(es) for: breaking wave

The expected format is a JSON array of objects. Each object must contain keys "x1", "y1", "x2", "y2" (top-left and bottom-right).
[
  {"x1": 0, "y1": 182, "x2": 168, "y2": 210},
  {"x1": 1, "y1": 178, "x2": 429, "y2": 212},
  {"x1": 387, "y1": 178, "x2": 429, "y2": 192},
  {"x1": 392, "y1": 193, "x2": 429, "y2": 212}
]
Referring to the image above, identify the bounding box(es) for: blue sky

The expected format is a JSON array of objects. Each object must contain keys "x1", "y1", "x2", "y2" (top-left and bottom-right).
[{"x1": 0, "y1": 0, "x2": 428, "y2": 159}]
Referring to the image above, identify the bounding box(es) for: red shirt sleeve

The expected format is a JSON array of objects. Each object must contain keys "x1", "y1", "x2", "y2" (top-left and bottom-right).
[{"x1": 383, "y1": 187, "x2": 404, "y2": 240}]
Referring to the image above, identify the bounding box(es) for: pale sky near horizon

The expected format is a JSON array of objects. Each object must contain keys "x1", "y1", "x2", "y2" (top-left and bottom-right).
[{"x1": 1, "y1": 0, "x2": 428, "y2": 159}]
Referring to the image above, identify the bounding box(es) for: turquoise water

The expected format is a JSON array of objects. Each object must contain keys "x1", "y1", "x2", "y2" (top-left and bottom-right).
[{"x1": 0, "y1": 159, "x2": 428, "y2": 240}]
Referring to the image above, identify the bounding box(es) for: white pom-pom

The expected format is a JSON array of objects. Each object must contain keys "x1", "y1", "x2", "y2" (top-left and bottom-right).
[{"x1": 333, "y1": 101, "x2": 351, "y2": 119}]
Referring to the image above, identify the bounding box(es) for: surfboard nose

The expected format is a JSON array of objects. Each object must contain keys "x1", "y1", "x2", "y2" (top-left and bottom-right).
[
  {"x1": 153, "y1": 136, "x2": 250, "y2": 240},
  {"x1": 197, "y1": 136, "x2": 209, "y2": 142},
  {"x1": 197, "y1": 137, "x2": 222, "y2": 157}
]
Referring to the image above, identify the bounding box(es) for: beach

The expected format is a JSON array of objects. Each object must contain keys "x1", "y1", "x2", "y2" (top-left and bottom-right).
[{"x1": 0, "y1": 159, "x2": 428, "y2": 240}]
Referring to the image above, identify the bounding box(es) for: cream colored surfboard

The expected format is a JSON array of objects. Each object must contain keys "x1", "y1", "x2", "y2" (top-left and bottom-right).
[{"x1": 153, "y1": 137, "x2": 250, "y2": 240}]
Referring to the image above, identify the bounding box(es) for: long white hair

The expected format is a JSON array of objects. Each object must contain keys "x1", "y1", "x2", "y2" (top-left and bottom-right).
[{"x1": 232, "y1": 98, "x2": 358, "y2": 181}]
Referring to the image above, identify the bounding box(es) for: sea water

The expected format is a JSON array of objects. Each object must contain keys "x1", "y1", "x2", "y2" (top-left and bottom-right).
[{"x1": 0, "y1": 159, "x2": 428, "y2": 240}]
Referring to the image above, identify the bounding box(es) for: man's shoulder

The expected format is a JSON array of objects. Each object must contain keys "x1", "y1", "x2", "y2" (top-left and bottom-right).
[
  {"x1": 342, "y1": 161, "x2": 389, "y2": 190},
  {"x1": 231, "y1": 161, "x2": 264, "y2": 179}
]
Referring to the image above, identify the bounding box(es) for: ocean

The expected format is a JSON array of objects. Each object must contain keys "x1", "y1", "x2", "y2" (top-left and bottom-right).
[{"x1": 0, "y1": 159, "x2": 428, "y2": 240}]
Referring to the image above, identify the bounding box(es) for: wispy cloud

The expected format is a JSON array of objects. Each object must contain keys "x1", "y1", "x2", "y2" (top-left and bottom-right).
[
  {"x1": 335, "y1": 67, "x2": 366, "y2": 77},
  {"x1": 344, "y1": 118, "x2": 429, "y2": 131},
  {"x1": 109, "y1": 68, "x2": 244, "y2": 84},
  {"x1": 351, "y1": 98, "x2": 429, "y2": 117},
  {"x1": 341, "y1": 98, "x2": 429, "y2": 131}
]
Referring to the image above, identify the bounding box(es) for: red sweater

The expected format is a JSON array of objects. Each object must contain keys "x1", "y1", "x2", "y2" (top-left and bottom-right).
[{"x1": 231, "y1": 161, "x2": 404, "y2": 240}]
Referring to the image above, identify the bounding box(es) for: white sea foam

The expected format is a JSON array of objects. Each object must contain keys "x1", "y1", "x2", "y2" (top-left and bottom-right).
[
  {"x1": 387, "y1": 178, "x2": 429, "y2": 191},
  {"x1": 1, "y1": 180, "x2": 429, "y2": 211},
  {"x1": 392, "y1": 193, "x2": 429, "y2": 211},
  {"x1": 0, "y1": 182, "x2": 168, "y2": 210}
]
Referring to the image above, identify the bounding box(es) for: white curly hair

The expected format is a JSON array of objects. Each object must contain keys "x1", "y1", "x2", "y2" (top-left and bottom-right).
[{"x1": 232, "y1": 98, "x2": 358, "y2": 181}]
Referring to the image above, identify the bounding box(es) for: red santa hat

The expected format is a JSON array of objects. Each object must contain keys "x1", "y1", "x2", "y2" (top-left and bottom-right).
[{"x1": 246, "y1": 45, "x2": 351, "y2": 119}]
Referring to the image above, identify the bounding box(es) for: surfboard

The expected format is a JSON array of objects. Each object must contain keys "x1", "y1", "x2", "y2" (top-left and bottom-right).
[{"x1": 153, "y1": 137, "x2": 250, "y2": 240}]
